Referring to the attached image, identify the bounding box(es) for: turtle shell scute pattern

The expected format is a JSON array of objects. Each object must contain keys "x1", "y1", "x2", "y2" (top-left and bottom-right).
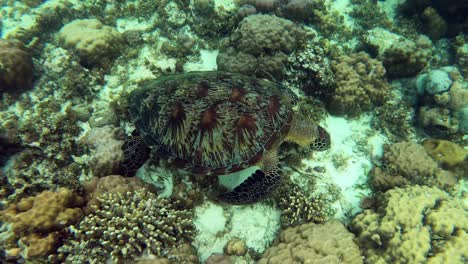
[{"x1": 129, "y1": 71, "x2": 297, "y2": 175}]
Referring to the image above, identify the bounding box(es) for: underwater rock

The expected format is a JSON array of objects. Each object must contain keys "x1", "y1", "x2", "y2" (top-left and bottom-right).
[{"x1": 416, "y1": 67, "x2": 455, "y2": 95}]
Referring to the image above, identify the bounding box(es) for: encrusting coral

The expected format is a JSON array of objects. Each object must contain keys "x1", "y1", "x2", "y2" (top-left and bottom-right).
[
  {"x1": 56, "y1": 189, "x2": 195, "y2": 263},
  {"x1": 0, "y1": 188, "x2": 84, "y2": 260},
  {"x1": 0, "y1": 38, "x2": 33, "y2": 97},
  {"x1": 421, "y1": 138, "x2": 467, "y2": 170},
  {"x1": 258, "y1": 220, "x2": 363, "y2": 264},
  {"x1": 351, "y1": 185, "x2": 467, "y2": 264},
  {"x1": 328, "y1": 52, "x2": 391, "y2": 117}
]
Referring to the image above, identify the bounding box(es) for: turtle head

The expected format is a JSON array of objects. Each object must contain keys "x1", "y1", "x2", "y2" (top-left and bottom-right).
[{"x1": 310, "y1": 125, "x2": 330, "y2": 151}]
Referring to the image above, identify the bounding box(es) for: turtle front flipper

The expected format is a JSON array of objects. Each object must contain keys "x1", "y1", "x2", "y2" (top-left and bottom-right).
[{"x1": 218, "y1": 168, "x2": 281, "y2": 205}]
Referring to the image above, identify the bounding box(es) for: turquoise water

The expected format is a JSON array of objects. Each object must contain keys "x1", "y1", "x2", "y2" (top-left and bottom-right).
[{"x1": 0, "y1": 0, "x2": 467, "y2": 263}]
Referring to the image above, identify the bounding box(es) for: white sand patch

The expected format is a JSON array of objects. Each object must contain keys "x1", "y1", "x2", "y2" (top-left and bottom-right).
[
  {"x1": 302, "y1": 114, "x2": 387, "y2": 221},
  {"x1": 184, "y1": 49, "x2": 218, "y2": 72},
  {"x1": 193, "y1": 201, "x2": 280, "y2": 262}
]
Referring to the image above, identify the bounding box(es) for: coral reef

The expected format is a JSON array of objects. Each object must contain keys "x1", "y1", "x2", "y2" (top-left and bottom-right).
[
  {"x1": 351, "y1": 185, "x2": 467, "y2": 264},
  {"x1": 258, "y1": 220, "x2": 363, "y2": 264},
  {"x1": 80, "y1": 126, "x2": 125, "y2": 177},
  {"x1": 421, "y1": 139, "x2": 467, "y2": 170},
  {"x1": 327, "y1": 52, "x2": 391, "y2": 117},
  {"x1": 56, "y1": 189, "x2": 194, "y2": 263},
  {"x1": 370, "y1": 141, "x2": 459, "y2": 191},
  {"x1": 415, "y1": 66, "x2": 467, "y2": 136},
  {"x1": 217, "y1": 14, "x2": 305, "y2": 79},
  {"x1": 381, "y1": 35, "x2": 433, "y2": 79},
  {"x1": 0, "y1": 38, "x2": 33, "y2": 97},
  {"x1": 276, "y1": 183, "x2": 333, "y2": 227},
  {"x1": 58, "y1": 18, "x2": 125, "y2": 67},
  {"x1": 372, "y1": 100, "x2": 416, "y2": 142},
  {"x1": 82, "y1": 175, "x2": 147, "y2": 212},
  {"x1": 224, "y1": 239, "x2": 247, "y2": 257},
  {"x1": 0, "y1": 188, "x2": 84, "y2": 261}
]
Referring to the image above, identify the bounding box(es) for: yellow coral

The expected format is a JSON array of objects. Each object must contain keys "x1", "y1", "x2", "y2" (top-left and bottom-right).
[
  {"x1": 422, "y1": 139, "x2": 467, "y2": 169},
  {"x1": 0, "y1": 188, "x2": 84, "y2": 260}
]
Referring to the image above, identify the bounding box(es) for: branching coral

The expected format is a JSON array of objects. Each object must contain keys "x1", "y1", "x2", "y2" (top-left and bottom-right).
[
  {"x1": 56, "y1": 189, "x2": 195, "y2": 263},
  {"x1": 276, "y1": 183, "x2": 333, "y2": 228},
  {"x1": 351, "y1": 185, "x2": 467, "y2": 264}
]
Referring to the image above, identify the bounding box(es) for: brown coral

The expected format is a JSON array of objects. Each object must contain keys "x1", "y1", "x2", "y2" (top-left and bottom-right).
[
  {"x1": 0, "y1": 188, "x2": 84, "y2": 260},
  {"x1": 328, "y1": 52, "x2": 391, "y2": 117},
  {"x1": 0, "y1": 38, "x2": 33, "y2": 96},
  {"x1": 421, "y1": 139, "x2": 467, "y2": 169},
  {"x1": 258, "y1": 220, "x2": 363, "y2": 264},
  {"x1": 381, "y1": 35, "x2": 433, "y2": 79}
]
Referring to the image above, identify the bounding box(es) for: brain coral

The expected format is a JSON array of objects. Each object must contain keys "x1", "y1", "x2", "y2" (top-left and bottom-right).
[
  {"x1": 351, "y1": 185, "x2": 467, "y2": 264},
  {"x1": 258, "y1": 220, "x2": 363, "y2": 264},
  {"x1": 57, "y1": 189, "x2": 194, "y2": 263},
  {"x1": 0, "y1": 38, "x2": 33, "y2": 96},
  {"x1": 328, "y1": 52, "x2": 391, "y2": 117},
  {"x1": 58, "y1": 18, "x2": 125, "y2": 67}
]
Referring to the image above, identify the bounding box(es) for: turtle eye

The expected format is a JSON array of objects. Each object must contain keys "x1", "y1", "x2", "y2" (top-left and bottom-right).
[{"x1": 310, "y1": 126, "x2": 330, "y2": 151}]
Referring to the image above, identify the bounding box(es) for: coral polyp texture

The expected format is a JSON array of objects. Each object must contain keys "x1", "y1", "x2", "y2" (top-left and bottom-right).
[
  {"x1": 58, "y1": 18, "x2": 125, "y2": 67},
  {"x1": 0, "y1": 188, "x2": 84, "y2": 260},
  {"x1": 80, "y1": 126, "x2": 125, "y2": 177},
  {"x1": 351, "y1": 185, "x2": 467, "y2": 264},
  {"x1": 56, "y1": 189, "x2": 194, "y2": 263},
  {"x1": 370, "y1": 141, "x2": 459, "y2": 191},
  {"x1": 328, "y1": 52, "x2": 391, "y2": 117},
  {"x1": 0, "y1": 38, "x2": 33, "y2": 96},
  {"x1": 217, "y1": 14, "x2": 305, "y2": 79},
  {"x1": 258, "y1": 220, "x2": 363, "y2": 264}
]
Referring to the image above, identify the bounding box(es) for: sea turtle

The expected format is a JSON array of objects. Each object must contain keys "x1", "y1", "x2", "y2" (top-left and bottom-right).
[{"x1": 123, "y1": 71, "x2": 330, "y2": 204}]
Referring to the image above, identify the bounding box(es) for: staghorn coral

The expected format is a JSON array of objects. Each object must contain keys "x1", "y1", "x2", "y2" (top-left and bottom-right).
[
  {"x1": 56, "y1": 189, "x2": 194, "y2": 263},
  {"x1": 371, "y1": 141, "x2": 459, "y2": 191},
  {"x1": 258, "y1": 220, "x2": 363, "y2": 264},
  {"x1": 58, "y1": 18, "x2": 125, "y2": 67},
  {"x1": 328, "y1": 52, "x2": 391, "y2": 117},
  {"x1": 0, "y1": 188, "x2": 84, "y2": 260},
  {"x1": 80, "y1": 126, "x2": 125, "y2": 177},
  {"x1": 0, "y1": 38, "x2": 33, "y2": 97},
  {"x1": 276, "y1": 183, "x2": 333, "y2": 228},
  {"x1": 351, "y1": 185, "x2": 467, "y2": 264}
]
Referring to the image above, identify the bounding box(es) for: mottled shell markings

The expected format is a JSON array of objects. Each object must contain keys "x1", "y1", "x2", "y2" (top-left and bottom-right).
[{"x1": 129, "y1": 71, "x2": 297, "y2": 175}]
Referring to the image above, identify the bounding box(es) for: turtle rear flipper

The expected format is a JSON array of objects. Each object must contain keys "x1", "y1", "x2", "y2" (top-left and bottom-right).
[{"x1": 218, "y1": 168, "x2": 281, "y2": 205}]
